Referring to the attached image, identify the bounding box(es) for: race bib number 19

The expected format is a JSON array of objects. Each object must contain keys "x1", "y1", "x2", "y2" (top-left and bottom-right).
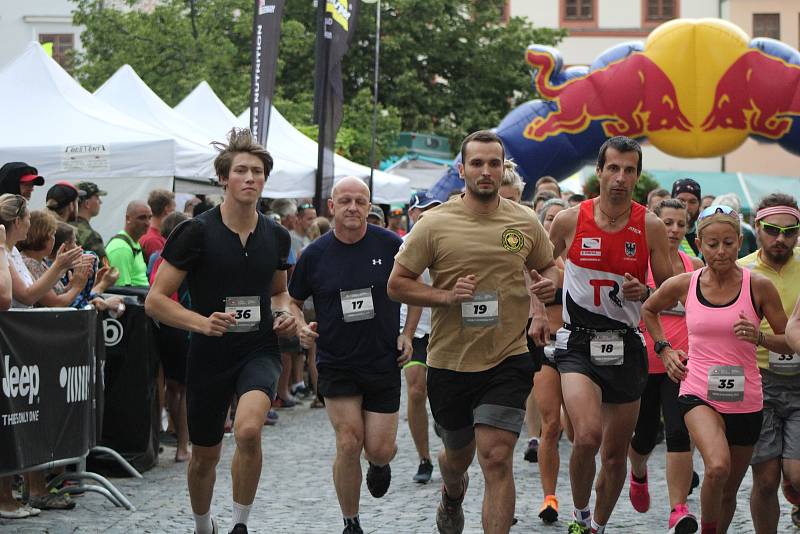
[
  {"x1": 340, "y1": 288, "x2": 375, "y2": 323},
  {"x1": 225, "y1": 296, "x2": 261, "y2": 332},
  {"x1": 461, "y1": 292, "x2": 499, "y2": 326}
]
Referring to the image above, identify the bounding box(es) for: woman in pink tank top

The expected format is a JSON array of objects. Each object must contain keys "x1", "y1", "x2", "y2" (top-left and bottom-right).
[
  {"x1": 643, "y1": 205, "x2": 790, "y2": 534},
  {"x1": 630, "y1": 199, "x2": 704, "y2": 533}
]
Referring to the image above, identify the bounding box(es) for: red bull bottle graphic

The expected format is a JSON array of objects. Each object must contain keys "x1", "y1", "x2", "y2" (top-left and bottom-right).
[{"x1": 524, "y1": 48, "x2": 691, "y2": 141}]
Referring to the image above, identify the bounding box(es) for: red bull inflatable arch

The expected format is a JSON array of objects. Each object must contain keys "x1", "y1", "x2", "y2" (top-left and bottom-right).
[{"x1": 430, "y1": 18, "x2": 800, "y2": 200}]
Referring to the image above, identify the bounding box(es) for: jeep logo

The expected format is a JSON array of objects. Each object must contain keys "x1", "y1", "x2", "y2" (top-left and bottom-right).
[{"x1": 1, "y1": 354, "x2": 39, "y2": 405}]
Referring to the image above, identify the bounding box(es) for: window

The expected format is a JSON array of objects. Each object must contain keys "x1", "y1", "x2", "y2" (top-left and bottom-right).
[
  {"x1": 565, "y1": 0, "x2": 593, "y2": 20},
  {"x1": 646, "y1": 0, "x2": 675, "y2": 21},
  {"x1": 38, "y1": 34, "x2": 74, "y2": 70},
  {"x1": 753, "y1": 13, "x2": 780, "y2": 40}
]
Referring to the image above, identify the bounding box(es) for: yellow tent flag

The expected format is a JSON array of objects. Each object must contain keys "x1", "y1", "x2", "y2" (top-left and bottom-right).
[{"x1": 41, "y1": 42, "x2": 53, "y2": 57}]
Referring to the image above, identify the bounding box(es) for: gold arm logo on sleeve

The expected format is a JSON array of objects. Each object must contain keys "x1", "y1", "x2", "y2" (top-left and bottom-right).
[{"x1": 501, "y1": 229, "x2": 524, "y2": 252}]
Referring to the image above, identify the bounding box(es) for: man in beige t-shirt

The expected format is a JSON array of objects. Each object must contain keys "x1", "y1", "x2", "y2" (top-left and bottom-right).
[{"x1": 388, "y1": 130, "x2": 558, "y2": 534}]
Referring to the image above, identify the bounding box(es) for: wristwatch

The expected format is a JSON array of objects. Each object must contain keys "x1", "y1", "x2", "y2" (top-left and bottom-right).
[{"x1": 654, "y1": 339, "x2": 672, "y2": 355}]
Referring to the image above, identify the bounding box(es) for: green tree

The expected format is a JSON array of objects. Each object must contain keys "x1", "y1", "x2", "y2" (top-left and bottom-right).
[{"x1": 72, "y1": 0, "x2": 564, "y2": 165}]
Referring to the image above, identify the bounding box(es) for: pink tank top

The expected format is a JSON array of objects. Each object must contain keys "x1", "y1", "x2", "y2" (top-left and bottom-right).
[
  {"x1": 681, "y1": 267, "x2": 762, "y2": 414},
  {"x1": 641, "y1": 251, "x2": 694, "y2": 374}
]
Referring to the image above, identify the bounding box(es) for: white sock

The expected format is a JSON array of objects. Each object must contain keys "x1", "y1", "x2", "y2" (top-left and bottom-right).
[
  {"x1": 292, "y1": 381, "x2": 305, "y2": 390},
  {"x1": 231, "y1": 501, "x2": 251, "y2": 527},
  {"x1": 573, "y1": 506, "x2": 591, "y2": 526},
  {"x1": 591, "y1": 518, "x2": 605, "y2": 533},
  {"x1": 193, "y1": 511, "x2": 214, "y2": 534}
]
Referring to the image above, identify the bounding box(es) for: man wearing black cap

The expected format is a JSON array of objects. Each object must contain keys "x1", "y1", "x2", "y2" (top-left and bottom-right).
[
  {"x1": 367, "y1": 205, "x2": 385, "y2": 227},
  {"x1": 74, "y1": 182, "x2": 108, "y2": 264},
  {"x1": 0, "y1": 162, "x2": 45, "y2": 200},
  {"x1": 671, "y1": 178, "x2": 701, "y2": 257},
  {"x1": 46, "y1": 181, "x2": 85, "y2": 223}
]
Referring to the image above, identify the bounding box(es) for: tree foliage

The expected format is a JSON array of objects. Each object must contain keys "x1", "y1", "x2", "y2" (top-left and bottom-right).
[{"x1": 72, "y1": 0, "x2": 565, "y2": 165}]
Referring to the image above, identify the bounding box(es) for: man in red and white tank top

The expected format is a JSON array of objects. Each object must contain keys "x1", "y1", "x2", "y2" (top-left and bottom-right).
[{"x1": 548, "y1": 136, "x2": 672, "y2": 534}]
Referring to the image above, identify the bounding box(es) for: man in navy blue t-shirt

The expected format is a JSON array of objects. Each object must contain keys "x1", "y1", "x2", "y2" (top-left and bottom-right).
[{"x1": 289, "y1": 177, "x2": 413, "y2": 534}]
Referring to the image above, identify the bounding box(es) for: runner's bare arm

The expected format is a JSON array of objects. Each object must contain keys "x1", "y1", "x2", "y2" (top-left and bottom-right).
[
  {"x1": 646, "y1": 211, "x2": 674, "y2": 286},
  {"x1": 388, "y1": 261, "x2": 473, "y2": 307},
  {"x1": 745, "y1": 274, "x2": 791, "y2": 354},
  {"x1": 547, "y1": 207, "x2": 578, "y2": 260},
  {"x1": 270, "y1": 270, "x2": 297, "y2": 338},
  {"x1": 145, "y1": 259, "x2": 234, "y2": 336},
  {"x1": 641, "y1": 273, "x2": 692, "y2": 382},
  {"x1": 787, "y1": 294, "x2": 800, "y2": 354}
]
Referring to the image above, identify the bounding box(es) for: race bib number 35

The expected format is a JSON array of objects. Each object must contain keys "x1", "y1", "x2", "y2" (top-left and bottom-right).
[
  {"x1": 461, "y1": 292, "x2": 499, "y2": 327},
  {"x1": 707, "y1": 365, "x2": 745, "y2": 402},
  {"x1": 225, "y1": 296, "x2": 261, "y2": 333},
  {"x1": 340, "y1": 288, "x2": 375, "y2": 323}
]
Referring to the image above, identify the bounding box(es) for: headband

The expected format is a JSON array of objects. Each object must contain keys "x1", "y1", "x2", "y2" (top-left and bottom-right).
[{"x1": 755, "y1": 206, "x2": 800, "y2": 223}]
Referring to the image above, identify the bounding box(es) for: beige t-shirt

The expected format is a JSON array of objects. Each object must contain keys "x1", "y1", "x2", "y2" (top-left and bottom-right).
[{"x1": 395, "y1": 196, "x2": 553, "y2": 371}]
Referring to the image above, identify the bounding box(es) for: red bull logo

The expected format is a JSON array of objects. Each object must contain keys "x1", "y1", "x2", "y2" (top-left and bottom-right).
[
  {"x1": 524, "y1": 48, "x2": 691, "y2": 142},
  {"x1": 702, "y1": 49, "x2": 800, "y2": 139}
]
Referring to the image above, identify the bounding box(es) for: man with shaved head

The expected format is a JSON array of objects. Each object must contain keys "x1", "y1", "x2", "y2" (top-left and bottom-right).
[
  {"x1": 106, "y1": 199, "x2": 152, "y2": 287},
  {"x1": 289, "y1": 176, "x2": 412, "y2": 534}
]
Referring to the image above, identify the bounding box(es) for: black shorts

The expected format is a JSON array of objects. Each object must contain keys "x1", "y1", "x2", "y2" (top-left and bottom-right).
[
  {"x1": 403, "y1": 334, "x2": 429, "y2": 368},
  {"x1": 555, "y1": 329, "x2": 648, "y2": 404},
  {"x1": 317, "y1": 365, "x2": 401, "y2": 413},
  {"x1": 278, "y1": 335, "x2": 303, "y2": 354},
  {"x1": 156, "y1": 324, "x2": 189, "y2": 384},
  {"x1": 631, "y1": 373, "x2": 690, "y2": 454},
  {"x1": 186, "y1": 349, "x2": 282, "y2": 447},
  {"x1": 678, "y1": 395, "x2": 763, "y2": 447},
  {"x1": 525, "y1": 318, "x2": 544, "y2": 374},
  {"x1": 427, "y1": 353, "x2": 535, "y2": 450}
]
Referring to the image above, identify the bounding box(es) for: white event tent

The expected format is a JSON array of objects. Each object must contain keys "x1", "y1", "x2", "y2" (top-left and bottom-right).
[
  {"x1": 176, "y1": 81, "x2": 410, "y2": 203},
  {"x1": 0, "y1": 43, "x2": 175, "y2": 241},
  {"x1": 94, "y1": 64, "x2": 219, "y2": 193}
]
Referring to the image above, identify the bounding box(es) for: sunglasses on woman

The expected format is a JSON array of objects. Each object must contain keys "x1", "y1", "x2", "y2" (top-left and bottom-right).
[
  {"x1": 760, "y1": 221, "x2": 800, "y2": 238},
  {"x1": 698, "y1": 204, "x2": 738, "y2": 220}
]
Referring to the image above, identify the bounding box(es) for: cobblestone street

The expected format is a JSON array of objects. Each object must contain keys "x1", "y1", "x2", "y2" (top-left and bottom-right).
[{"x1": 4, "y1": 388, "x2": 797, "y2": 533}]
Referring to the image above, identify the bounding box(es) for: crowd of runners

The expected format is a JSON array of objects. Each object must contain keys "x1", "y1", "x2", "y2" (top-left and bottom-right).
[{"x1": 6, "y1": 127, "x2": 799, "y2": 534}]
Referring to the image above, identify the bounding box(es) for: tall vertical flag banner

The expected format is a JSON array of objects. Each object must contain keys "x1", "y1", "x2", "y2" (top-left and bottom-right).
[
  {"x1": 249, "y1": 0, "x2": 286, "y2": 147},
  {"x1": 314, "y1": 0, "x2": 360, "y2": 210}
]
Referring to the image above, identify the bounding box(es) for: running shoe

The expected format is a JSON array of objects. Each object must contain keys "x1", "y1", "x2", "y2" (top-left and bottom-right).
[
  {"x1": 28, "y1": 490, "x2": 75, "y2": 510},
  {"x1": 436, "y1": 472, "x2": 469, "y2": 534},
  {"x1": 688, "y1": 470, "x2": 700, "y2": 495},
  {"x1": 539, "y1": 494, "x2": 559, "y2": 523},
  {"x1": 668, "y1": 503, "x2": 698, "y2": 534},
  {"x1": 273, "y1": 396, "x2": 296, "y2": 408},
  {"x1": 628, "y1": 470, "x2": 650, "y2": 513},
  {"x1": 524, "y1": 437, "x2": 539, "y2": 463},
  {"x1": 366, "y1": 462, "x2": 391, "y2": 498},
  {"x1": 229, "y1": 524, "x2": 248, "y2": 534},
  {"x1": 342, "y1": 523, "x2": 364, "y2": 534},
  {"x1": 413, "y1": 458, "x2": 434, "y2": 483},
  {"x1": 264, "y1": 409, "x2": 279, "y2": 426},
  {"x1": 194, "y1": 517, "x2": 217, "y2": 534},
  {"x1": 792, "y1": 505, "x2": 800, "y2": 528},
  {"x1": 567, "y1": 521, "x2": 590, "y2": 534}
]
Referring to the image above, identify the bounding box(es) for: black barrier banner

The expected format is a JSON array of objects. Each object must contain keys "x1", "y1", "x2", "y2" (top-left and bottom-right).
[
  {"x1": 313, "y1": 0, "x2": 360, "y2": 210},
  {"x1": 249, "y1": 0, "x2": 286, "y2": 146},
  {"x1": 0, "y1": 309, "x2": 96, "y2": 473}
]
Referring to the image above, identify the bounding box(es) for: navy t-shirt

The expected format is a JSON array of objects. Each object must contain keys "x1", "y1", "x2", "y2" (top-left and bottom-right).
[
  {"x1": 161, "y1": 206, "x2": 291, "y2": 356},
  {"x1": 289, "y1": 225, "x2": 402, "y2": 372}
]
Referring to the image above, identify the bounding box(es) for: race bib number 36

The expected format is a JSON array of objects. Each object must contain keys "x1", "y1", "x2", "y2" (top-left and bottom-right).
[
  {"x1": 461, "y1": 292, "x2": 499, "y2": 327},
  {"x1": 707, "y1": 365, "x2": 745, "y2": 402},
  {"x1": 225, "y1": 296, "x2": 261, "y2": 333},
  {"x1": 340, "y1": 288, "x2": 375, "y2": 323}
]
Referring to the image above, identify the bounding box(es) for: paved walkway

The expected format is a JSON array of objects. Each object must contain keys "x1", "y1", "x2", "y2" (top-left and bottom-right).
[{"x1": 4, "y1": 388, "x2": 797, "y2": 533}]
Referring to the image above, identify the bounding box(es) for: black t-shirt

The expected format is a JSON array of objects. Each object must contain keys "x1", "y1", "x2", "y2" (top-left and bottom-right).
[
  {"x1": 161, "y1": 206, "x2": 291, "y2": 354},
  {"x1": 289, "y1": 225, "x2": 402, "y2": 372}
]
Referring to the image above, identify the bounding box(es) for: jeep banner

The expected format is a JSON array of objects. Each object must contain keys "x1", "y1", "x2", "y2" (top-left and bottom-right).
[{"x1": 0, "y1": 309, "x2": 97, "y2": 474}]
